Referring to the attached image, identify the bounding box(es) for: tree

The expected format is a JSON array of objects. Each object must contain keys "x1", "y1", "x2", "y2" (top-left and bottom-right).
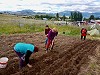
[
  {"x1": 70, "y1": 11, "x2": 83, "y2": 21},
  {"x1": 40, "y1": 15, "x2": 43, "y2": 20},
  {"x1": 62, "y1": 14, "x2": 66, "y2": 21},
  {"x1": 89, "y1": 15, "x2": 95, "y2": 20},
  {"x1": 95, "y1": 17, "x2": 100, "y2": 20},
  {"x1": 34, "y1": 14, "x2": 55, "y2": 20},
  {"x1": 78, "y1": 12, "x2": 83, "y2": 21},
  {"x1": 73, "y1": 11, "x2": 78, "y2": 21},
  {"x1": 70, "y1": 12, "x2": 74, "y2": 21},
  {"x1": 35, "y1": 15, "x2": 40, "y2": 19},
  {"x1": 56, "y1": 13, "x2": 59, "y2": 21}
]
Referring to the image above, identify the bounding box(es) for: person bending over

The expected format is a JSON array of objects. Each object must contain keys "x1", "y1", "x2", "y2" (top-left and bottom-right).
[{"x1": 14, "y1": 42, "x2": 38, "y2": 69}]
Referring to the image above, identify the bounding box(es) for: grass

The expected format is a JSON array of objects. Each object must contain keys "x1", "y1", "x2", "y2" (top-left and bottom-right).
[
  {"x1": 0, "y1": 24, "x2": 81, "y2": 36},
  {"x1": 0, "y1": 14, "x2": 81, "y2": 36},
  {"x1": 0, "y1": 14, "x2": 99, "y2": 39},
  {"x1": 49, "y1": 25, "x2": 81, "y2": 36},
  {"x1": 0, "y1": 24, "x2": 45, "y2": 34}
]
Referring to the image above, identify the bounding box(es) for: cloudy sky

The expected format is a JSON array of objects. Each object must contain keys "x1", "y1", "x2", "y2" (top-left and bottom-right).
[{"x1": 0, "y1": 0, "x2": 100, "y2": 13}]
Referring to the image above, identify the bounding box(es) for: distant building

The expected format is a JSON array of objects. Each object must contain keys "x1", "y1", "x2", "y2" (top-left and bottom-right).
[
  {"x1": 43, "y1": 18, "x2": 48, "y2": 20},
  {"x1": 95, "y1": 20, "x2": 100, "y2": 25},
  {"x1": 54, "y1": 21, "x2": 66, "y2": 25}
]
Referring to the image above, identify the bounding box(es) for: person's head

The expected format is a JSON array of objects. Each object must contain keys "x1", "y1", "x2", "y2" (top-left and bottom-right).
[
  {"x1": 45, "y1": 25, "x2": 49, "y2": 29},
  {"x1": 52, "y1": 28, "x2": 57, "y2": 32},
  {"x1": 34, "y1": 46, "x2": 39, "y2": 52}
]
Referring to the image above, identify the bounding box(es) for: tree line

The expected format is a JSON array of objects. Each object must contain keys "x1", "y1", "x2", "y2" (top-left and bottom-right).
[{"x1": 23, "y1": 11, "x2": 100, "y2": 21}]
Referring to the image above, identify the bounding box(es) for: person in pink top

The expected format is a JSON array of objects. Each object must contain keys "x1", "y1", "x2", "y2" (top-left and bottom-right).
[{"x1": 45, "y1": 28, "x2": 58, "y2": 53}]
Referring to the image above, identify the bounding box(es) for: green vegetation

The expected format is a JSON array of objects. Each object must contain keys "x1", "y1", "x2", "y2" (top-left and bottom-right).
[
  {"x1": 49, "y1": 25, "x2": 80, "y2": 36},
  {"x1": 89, "y1": 15, "x2": 95, "y2": 20},
  {"x1": 0, "y1": 14, "x2": 81, "y2": 36},
  {"x1": 0, "y1": 24, "x2": 44, "y2": 34},
  {"x1": 70, "y1": 11, "x2": 83, "y2": 21},
  {"x1": 0, "y1": 24, "x2": 80, "y2": 36},
  {"x1": 34, "y1": 14, "x2": 55, "y2": 20}
]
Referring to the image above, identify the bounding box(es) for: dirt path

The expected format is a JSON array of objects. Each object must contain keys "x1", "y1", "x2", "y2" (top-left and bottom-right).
[{"x1": 0, "y1": 33, "x2": 99, "y2": 75}]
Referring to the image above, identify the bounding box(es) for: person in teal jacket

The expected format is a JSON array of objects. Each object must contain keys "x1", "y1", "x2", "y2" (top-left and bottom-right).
[{"x1": 14, "y1": 42, "x2": 38, "y2": 69}]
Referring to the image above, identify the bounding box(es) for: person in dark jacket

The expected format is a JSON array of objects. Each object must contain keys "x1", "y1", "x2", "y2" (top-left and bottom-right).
[
  {"x1": 46, "y1": 28, "x2": 58, "y2": 53},
  {"x1": 45, "y1": 25, "x2": 51, "y2": 46},
  {"x1": 14, "y1": 42, "x2": 38, "y2": 69},
  {"x1": 81, "y1": 27, "x2": 87, "y2": 40}
]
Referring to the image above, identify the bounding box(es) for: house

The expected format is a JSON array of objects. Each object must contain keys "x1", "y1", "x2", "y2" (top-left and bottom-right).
[
  {"x1": 54, "y1": 21, "x2": 66, "y2": 25},
  {"x1": 43, "y1": 18, "x2": 48, "y2": 21},
  {"x1": 95, "y1": 20, "x2": 100, "y2": 25}
]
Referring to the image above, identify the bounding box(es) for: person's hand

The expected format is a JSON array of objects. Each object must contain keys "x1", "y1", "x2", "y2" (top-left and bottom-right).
[
  {"x1": 21, "y1": 54, "x2": 25, "y2": 61},
  {"x1": 27, "y1": 64, "x2": 32, "y2": 68},
  {"x1": 45, "y1": 34, "x2": 48, "y2": 37},
  {"x1": 52, "y1": 39, "x2": 55, "y2": 43}
]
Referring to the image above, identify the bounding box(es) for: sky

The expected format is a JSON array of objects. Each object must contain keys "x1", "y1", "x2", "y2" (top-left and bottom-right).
[{"x1": 0, "y1": 0, "x2": 100, "y2": 13}]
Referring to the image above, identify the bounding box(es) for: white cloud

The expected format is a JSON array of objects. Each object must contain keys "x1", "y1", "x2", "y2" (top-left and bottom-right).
[{"x1": 0, "y1": 0, "x2": 99, "y2": 13}]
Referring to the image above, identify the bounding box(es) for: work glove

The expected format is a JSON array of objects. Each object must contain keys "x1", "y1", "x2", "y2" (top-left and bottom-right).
[{"x1": 21, "y1": 54, "x2": 25, "y2": 61}]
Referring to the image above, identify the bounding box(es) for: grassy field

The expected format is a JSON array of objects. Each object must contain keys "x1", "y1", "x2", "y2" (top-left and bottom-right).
[{"x1": 0, "y1": 14, "x2": 81, "y2": 36}]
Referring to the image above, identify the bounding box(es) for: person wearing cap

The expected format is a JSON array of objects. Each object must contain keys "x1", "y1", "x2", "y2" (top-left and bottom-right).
[
  {"x1": 81, "y1": 27, "x2": 87, "y2": 40},
  {"x1": 14, "y1": 42, "x2": 38, "y2": 69},
  {"x1": 45, "y1": 25, "x2": 51, "y2": 46},
  {"x1": 46, "y1": 28, "x2": 58, "y2": 53}
]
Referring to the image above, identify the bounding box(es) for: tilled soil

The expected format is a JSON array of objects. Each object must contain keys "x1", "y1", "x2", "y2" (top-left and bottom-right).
[{"x1": 0, "y1": 33, "x2": 99, "y2": 75}]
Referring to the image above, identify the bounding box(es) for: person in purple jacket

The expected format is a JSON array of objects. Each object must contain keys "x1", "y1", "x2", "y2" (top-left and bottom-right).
[{"x1": 46, "y1": 28, "x2": 58, "y2": 53}]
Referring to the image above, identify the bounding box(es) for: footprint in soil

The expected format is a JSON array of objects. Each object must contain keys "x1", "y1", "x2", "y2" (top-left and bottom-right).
[{"x1": 29, "y1": 59, "x2": 38, "y2": 64}]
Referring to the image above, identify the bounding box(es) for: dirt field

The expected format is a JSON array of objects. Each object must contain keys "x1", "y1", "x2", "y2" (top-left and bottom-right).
[{"x1": 0, "y1": 32, "x2": 99, "y2": 75}]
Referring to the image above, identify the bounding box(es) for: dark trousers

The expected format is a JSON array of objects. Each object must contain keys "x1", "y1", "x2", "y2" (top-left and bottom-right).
[
  {"x1": 14, "y1": 50, "x2": 32, "y2": 68},
  {"x1": 81, "y1": 36, "x2": 86, "y2": 40},
  {"x1": 15, "y1": 51, "x2": 25, "y2": 68}
]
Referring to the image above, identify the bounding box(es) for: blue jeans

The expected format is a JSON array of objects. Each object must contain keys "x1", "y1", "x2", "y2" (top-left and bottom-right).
[{"x1": 45, "y1": 38, "x2": 48, "y2": 45}]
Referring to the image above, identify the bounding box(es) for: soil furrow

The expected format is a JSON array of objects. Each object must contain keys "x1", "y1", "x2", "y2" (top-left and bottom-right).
[
  {"x1": 52, "y1": 41, "x2": 97, "y2": 75},
  {"x1": 39, "y1": 40, "x2": 93, "y2": 75}
]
